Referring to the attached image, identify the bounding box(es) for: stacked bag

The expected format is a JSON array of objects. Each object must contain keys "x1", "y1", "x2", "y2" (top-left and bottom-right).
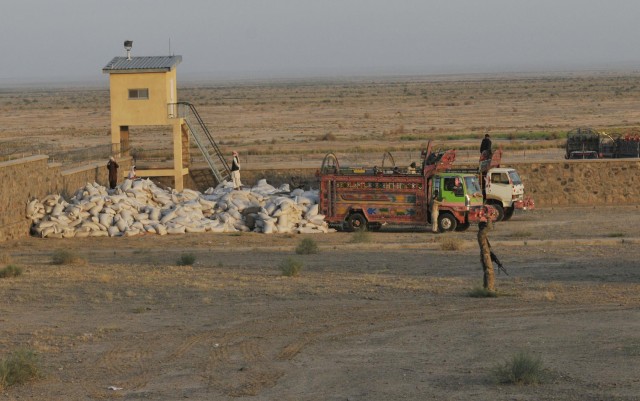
[{"x1": 26, "y1": 178, "x2": 335, "y2": 238}]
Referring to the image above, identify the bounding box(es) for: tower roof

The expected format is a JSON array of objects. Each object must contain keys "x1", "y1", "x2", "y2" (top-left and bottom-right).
[{"x1": 102, "y1": 56, "x2": 182, "y2": 74}]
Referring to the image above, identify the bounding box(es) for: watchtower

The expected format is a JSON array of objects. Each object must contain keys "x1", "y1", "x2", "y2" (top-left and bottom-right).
[{"x1": 103, "y1": 41, "x2": 188, "y2": 190}]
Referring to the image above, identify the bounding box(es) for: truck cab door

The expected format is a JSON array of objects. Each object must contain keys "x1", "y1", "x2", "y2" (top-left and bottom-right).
[
  {"x1": 486, "y1": 172, "x2": 511, "y2": 205},
  {"x1": 428, "y1": 175, "x2": 441, "y2": 214},
  {"x1": 442, "y1": 177, "x2": 465, "y2": 201}
]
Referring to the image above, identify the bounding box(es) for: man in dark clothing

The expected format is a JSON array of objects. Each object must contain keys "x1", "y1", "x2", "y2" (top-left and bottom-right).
[
  {"x1": 480, "y1": 134, "x2": 492, "y2": 155},
  {"x1": 107, "y1": 156, "x2": 119, "y2": 189}
]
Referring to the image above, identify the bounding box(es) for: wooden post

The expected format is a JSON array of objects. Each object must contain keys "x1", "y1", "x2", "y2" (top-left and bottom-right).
[{"x1": 477, "y1": 221, "x2": 495, "y2": 292}]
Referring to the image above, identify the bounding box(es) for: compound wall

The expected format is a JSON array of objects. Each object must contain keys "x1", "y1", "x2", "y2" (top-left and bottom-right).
[
  {"x1": 0, "y1": 156, "x2": 131, "y2": 241},
  {"x1": 1, "y1": 157, "x2": 639, "y2": 242}
]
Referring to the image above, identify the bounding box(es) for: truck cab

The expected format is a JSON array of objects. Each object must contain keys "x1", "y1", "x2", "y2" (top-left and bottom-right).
[
  {"x1": 484, "y1": 167, "x2": 531, "y2": 221},
  {"x1": 430, "y1": 172, "x2": 485, "y2": 232}
]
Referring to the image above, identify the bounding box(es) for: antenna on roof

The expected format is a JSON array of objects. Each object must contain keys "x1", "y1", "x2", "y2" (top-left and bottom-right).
[
  {"x1": 124, "y1": 40, "x2": 133, "y2": 60},
  {"x1": 168, "y1": 37, "x2": 171, "y2": 56}
]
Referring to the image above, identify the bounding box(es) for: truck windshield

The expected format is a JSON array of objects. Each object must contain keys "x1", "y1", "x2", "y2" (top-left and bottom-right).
[
  {"x1": 508, "y1": 171, "x2": 522, "y2": 185},
  {"x1": 464, "y1": 176, "x2": 482, "y2": 194}
]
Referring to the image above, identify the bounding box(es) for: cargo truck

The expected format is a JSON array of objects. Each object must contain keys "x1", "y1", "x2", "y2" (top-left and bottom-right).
[{"x1": 317, "y1": 146, "x2": 497, "y2": 232}]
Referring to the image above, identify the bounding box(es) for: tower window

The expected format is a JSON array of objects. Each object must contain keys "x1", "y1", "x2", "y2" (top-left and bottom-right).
[{"x1": 128, "y1": 88, "x2": 149, "y2": 99}]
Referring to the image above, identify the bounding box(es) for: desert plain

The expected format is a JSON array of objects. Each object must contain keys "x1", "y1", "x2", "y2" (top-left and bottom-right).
[{"x1": 1, "y1": 72, "x2": 640, "y2": 400}]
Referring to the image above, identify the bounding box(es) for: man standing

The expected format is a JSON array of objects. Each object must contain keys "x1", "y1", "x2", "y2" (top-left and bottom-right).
[
  {"x1": 231, "y1": 151, "x2": 242, "y2": 190},
  {"x1": 431, "y1": 195, "x2": 441, "y2": 233},
  {"x1": 480, "y1": 133, "x2": 492, "y2": 156},
  {"x1": 107, "y1": 156, "x2": 119, "y2": 189}
]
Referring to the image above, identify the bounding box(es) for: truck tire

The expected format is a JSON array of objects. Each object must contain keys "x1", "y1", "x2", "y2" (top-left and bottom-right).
[
  {"x1": 455, "y1": 222, "x2": 470, "y2": 232},
  {"x1": 503, "y1": 206, "x2": 515, "y2": 221},
  {"x1": 346, "y1": 213, "x2": 368, "y2": 232},
  {"x1": 437, "y1": 213, "x2": 457, "y2": 232}
]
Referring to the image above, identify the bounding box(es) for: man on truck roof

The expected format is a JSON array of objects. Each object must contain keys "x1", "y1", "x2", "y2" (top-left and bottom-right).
[{"x1": 480, "y1": 133, "x2": 492, "y2": 157}]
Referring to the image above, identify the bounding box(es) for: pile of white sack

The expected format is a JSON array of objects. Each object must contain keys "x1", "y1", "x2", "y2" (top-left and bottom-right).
[{"x1": 26, "y1": 178, "x2": 335, "y2": 238}]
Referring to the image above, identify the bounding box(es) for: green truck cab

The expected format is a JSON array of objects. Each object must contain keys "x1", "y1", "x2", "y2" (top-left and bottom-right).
[{"x1": 430, "y1": 172, "x2": 485, "y2": 231}]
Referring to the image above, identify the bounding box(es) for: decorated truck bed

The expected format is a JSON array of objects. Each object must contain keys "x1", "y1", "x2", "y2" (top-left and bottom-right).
[{"x1": 317, "y1": 147, "x2": 496, "y2": 232}]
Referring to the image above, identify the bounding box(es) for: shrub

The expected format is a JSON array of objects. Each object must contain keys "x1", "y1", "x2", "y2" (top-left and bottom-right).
[
  {"x1": 493, "y1": 351, "x2": 547, "y2": 385},
  {"x1": 0, "y1": 253, "x2": 12, "y2": 264},
  {"x1": 177, "y1": 253, "x2": 196, "y2": 266},
  {"x1": 511, "y1": 231, "x2": 532, "y2": 238},
  {"x1": 440, "y1": 237, "x2": 462, "y2": 251},
  {"x1": 468, "y1": 287, "x2": 498, "y2": 298},
  {"x1": 0, "y1": 348, "x2": 41, "y2": 389},
  {"x1": 350, "y1": 230, "x2": 371, "y2": 243},
  {"x1": 51, "y1": 250, "x2": 84, "y2": 265},
  {"x1": 320, "y1": 132, "x2": 337, "y2": 141},
  {"x1": 280, "y1": 257, "x2": 303, "y2": 277},
  {"x1": 607, "y1": 232, "x2": 625, "y2": 238},
  {"x1": 0, "y1": 265, "x2": 23, "y2": 278},
  {"x1": 295, "y1": 238, "x2": 319, "y2": 255}
]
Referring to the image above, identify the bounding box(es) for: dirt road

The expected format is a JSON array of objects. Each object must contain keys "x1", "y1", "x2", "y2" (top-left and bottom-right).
[{"x1": 1, "y1": 206, "x2": 640, "y2": 400}]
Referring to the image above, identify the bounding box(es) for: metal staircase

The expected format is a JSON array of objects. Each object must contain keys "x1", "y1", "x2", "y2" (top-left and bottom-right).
[{"x1": 172, "y1": 102, "x2": 231, "y2": 185}]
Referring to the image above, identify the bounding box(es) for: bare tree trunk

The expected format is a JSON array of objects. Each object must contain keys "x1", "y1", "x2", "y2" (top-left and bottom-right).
[{"x1": 477, "y1": 222, "x2": 495, "y2": 292}]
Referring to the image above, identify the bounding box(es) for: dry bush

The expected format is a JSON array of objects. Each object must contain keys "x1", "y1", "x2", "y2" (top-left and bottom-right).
[
  {"x1": 51, "y1": 250, "x2": 86, "y2": 265},
  {"x1": 295, "y1": 238, "x2": 319, "y2": 255},
  {"x1": 511, "y1": 231, "x2": 532, "y2": 238},
  {"x1": 177, "y1": 253, "x2": 196, "y2": 266},
  {"x1": 0, "y1": 253, "x2": 12, "y2": 264},
  {"x1": 388, "y1": 124, "x2": 406, "y2": 136},
  {"x1": 0, "y1": 348, "x2": 41, "y2": 390},
  {"x1": 468, "y1": 287, "x2": 498, "y2": 298},
  {"x1": 440, "y1": 237, "x2": 462, "y2": 251},
  {"x1": 280, "y1": 257, "x2": 303, "y2": 277},
  {"x1": 0, "y1": 265, "x2": 23, "y2": 278},
  {"x1": 493, "y1": 351, "x2": 548, "y2": 385},
  {"x1": 350, "y1": 230, "x2": 371, "y2": 243},
  {"x1": 320, "y1": 132, "x2": 337, "y2": 141}
]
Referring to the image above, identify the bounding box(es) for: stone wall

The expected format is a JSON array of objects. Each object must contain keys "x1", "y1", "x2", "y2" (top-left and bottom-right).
[
  {"x1": 513, "y1": 159, "x2": 640, "y2": 206},
  {"x1": 0, "y1": 156, "x2": 131, "y2": 242}
]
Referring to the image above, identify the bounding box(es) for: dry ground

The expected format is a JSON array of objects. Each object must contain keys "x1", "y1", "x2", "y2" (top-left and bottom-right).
[
  {"x1": 1, "y1": 206, "x2": 640, "y2": 401},
  {"x1": 3, "y1": 73, "x2": 640, "y2": 400},
  {"x1": 4, "y1": 72, "x2": 640, "y2": 166}
]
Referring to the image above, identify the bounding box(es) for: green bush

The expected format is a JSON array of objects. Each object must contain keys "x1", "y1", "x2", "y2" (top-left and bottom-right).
[
  {"x1": 51, "y1": 250, "x2": 84, "y2": 265},
  {"x1": 350, "y1": 230, "x2": 371, "y2": 243},
  {"x1": 0, "y1": 348, "x2": 41, "y2": 389},
  {"x1": 280, "y1": 257, "x2": 303, "y2": 277},
  {"x1": 295, "y1": 238, "x2": 319, "y2": 255},
  {"x1": 493, "y1": 351, "x2": 547, "y2": 385},
  {"x1": 0, "y1": 265, "x2": 23, "y2": 278},
  {"x1": 0, "y1": 253, "x2": 12, "y2": 264},
  {"x1": 468, "y1": 287, "x2": 498, "y2": 298},
  {"x1": 440, "y1": 237, "x2": 462, "y2": 251},
  {"x1": 177, "y1": 253, "x2": 196, "y2": 266}
]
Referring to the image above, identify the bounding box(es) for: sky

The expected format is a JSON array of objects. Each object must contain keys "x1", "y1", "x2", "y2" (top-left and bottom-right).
[{"x1": 2, "y1": 0, "x2": 640, "y2": 85}]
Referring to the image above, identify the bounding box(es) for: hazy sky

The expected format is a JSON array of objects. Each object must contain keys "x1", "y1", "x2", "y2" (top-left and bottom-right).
[{"x1": 2, "y1": 0, "x2": 640, "y2": 84}]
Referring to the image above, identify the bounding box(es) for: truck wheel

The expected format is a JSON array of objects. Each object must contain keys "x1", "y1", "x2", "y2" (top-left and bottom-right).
[
  {"x1": 503, "y1": 206, "x2": 515, "y2": 221},
  {"x1": 346, "y1": 213, "x2": 368, "y2": 232},
  {"x1": 437, "y1": 213, "x2": 457, "y2": 232},
  {"x1": 455, "y1": 222, "x2": 470, "y2": 232},
  {"x1": 490, "y1": 203, "x2": 504, "y2": 221}
]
